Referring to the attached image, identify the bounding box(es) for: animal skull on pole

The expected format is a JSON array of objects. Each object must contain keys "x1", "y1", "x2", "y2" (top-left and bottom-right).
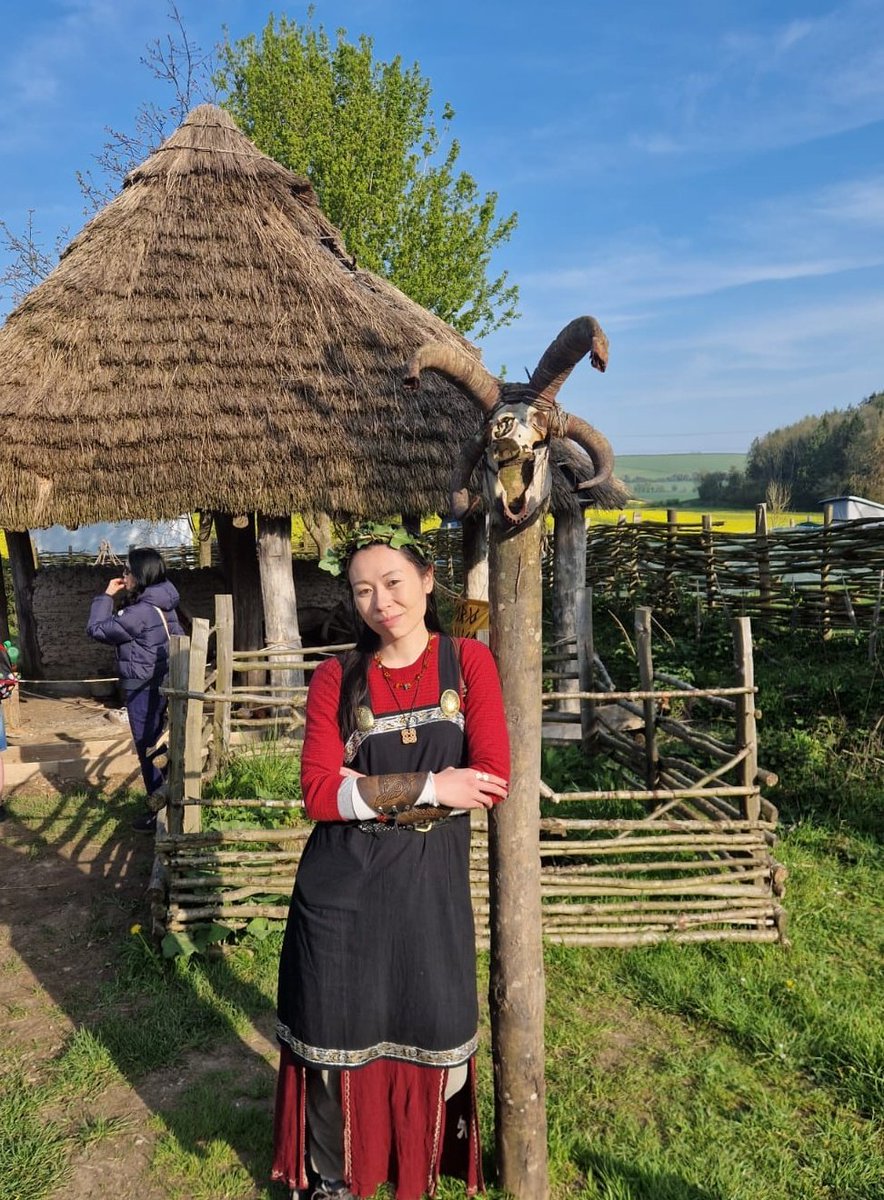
[{"x1": 404, "y1": 316, "x2": 612, "y2": 1199}]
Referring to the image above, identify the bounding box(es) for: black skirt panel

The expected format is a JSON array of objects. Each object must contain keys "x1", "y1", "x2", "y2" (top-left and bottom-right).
[{"x1": 277, "y1": 637, "x2": 478, "y2": 1068}]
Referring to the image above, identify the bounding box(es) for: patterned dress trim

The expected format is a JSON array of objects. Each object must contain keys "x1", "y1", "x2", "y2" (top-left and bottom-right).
[
  {"x1": 343, "y1": 707, "x2": 465, "y2": 763},
  {"x1": 275, "y1": 1020, "x2": 478, "y2": 1068}
]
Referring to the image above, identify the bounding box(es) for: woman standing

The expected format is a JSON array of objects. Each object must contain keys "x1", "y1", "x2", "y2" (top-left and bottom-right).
[
  {"x1": 86, "y1": 547, "x2": 184, "y2": 831},
  {"x1": 273, "y1": 526, "x2": 509, "y2": 1200}
]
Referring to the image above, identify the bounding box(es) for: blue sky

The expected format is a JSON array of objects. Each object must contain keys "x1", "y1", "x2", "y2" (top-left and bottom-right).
[{"x1": 1, "y1": 0, "x2": 883, "y2": 454}]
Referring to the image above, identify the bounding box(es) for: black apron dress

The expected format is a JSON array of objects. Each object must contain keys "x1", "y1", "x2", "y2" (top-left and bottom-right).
[{"x1": 276, "y1": 637, "x2": 476, "y2": 1069}]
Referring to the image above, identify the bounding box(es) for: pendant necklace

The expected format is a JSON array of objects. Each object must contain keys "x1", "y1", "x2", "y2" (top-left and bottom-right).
[{"x1": 374, "y1": 635, "x2": 434, "y2": 744}]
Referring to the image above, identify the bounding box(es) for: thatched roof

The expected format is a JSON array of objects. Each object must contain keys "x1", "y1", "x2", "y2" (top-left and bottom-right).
[{"x1": 0, "y1": 105, "x2": 496, "y2": 530}]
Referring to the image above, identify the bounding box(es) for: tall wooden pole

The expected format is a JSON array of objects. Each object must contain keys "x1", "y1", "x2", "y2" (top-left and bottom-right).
[
  {"x1": 257, "y1": 513, "x2": 304, "y2": 693},
  {"x1": 4, "y1": 530, "x2": 42, "y2": 679},
  {"x1": 215, "y1": 513, "x2": 264, "y2": 690},
  {"x1": 488, "y1": 519, "x2": 548, "y2": 1200},
  {"x1": 552, "y1": 508, "x2": 586, "y2": 714}
]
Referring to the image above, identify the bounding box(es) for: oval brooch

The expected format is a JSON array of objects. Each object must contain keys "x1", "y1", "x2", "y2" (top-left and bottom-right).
[
  {"x1": 439, "y1": 689, "x2": 461, "y2": 718},
  {"x1": 356, "y1": 705, "x2": 376, "y2": 732}
]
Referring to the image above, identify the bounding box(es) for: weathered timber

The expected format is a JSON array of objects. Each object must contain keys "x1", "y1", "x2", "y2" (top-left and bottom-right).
[{"x1": 488, "y1": 522, "x2": 548, "y2": 1200}]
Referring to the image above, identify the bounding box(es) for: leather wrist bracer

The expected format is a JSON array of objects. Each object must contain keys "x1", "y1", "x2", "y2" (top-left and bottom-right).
[{"x1": 356, "y1": 772, "x2": 431, "y2": 815}]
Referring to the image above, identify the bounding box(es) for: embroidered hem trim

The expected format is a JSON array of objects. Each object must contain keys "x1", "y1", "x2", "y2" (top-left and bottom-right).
[
  {"x1": 344, "y1": 707, "x2": 464, "y2": 763},
  {"x1": 275, "y1": 1021, "x2": 478, "y2": 1068}
]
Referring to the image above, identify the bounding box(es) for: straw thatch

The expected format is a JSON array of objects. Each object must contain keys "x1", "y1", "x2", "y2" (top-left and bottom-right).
[{"x1": 0, "y1": 104, "x2": 621, "y2": 531}]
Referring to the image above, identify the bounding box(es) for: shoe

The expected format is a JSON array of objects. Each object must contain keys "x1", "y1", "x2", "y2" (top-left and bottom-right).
[
  {"x1": 131, "y1": 811, "x2": 157, "y2": 833},
  {"x1": 312, "y1": 1182, "x2": 354, "y2": 1200}
]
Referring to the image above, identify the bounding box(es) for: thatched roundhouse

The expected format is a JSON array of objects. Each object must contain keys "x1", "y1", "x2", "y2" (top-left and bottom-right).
[
  {"x1": 0, "y1": 104, "x2": 487, "y2": 530},
  {"x1": 0, "y1": 104, "x2": 621, "y2": 677}
]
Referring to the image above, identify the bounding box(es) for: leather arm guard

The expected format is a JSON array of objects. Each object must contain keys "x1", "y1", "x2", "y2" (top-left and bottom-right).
[{"x1": 356, "y1": 773, "x2": 432, "y2": 816}]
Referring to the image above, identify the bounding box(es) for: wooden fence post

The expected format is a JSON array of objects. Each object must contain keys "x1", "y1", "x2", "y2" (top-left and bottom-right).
[
  {"x1": 755, "y1": 504, "x2": 772, "y2": 615},
  {"x1": 197, "y1": 511, "x2": 213, "y2": 568},
  {"x1": 701, "y1": 513, "x2": 718, "y2": 611},
  {"x1": 576, "y1": 586, "x2": 596, "y2": 749},
  {"x1": 634, "y1": 607, "x2": 659, "y2": 787},
  {"x1": 552, "y1": 510, "x2": 586, "y2": 715},
  {"x1": 212, "y1": 594, "x2": 234, "y2": 765},
  {"x1": 488, "y1": 519, "x2": 548, "y2": 1200},
  {"x1": 732, "y1": 617, "x2": 759, "y2": 821},
  {"x1": 821, "y1": 504, "x2": 833, "y2": 640},
  {"x1": 870, "y1": 570, "x2": 883, "y2": 664},
  {"x1": 663, "y1": 508, "x2": 678, "y2": 608},
  {"x1": 183, "y1": 618, "x2": 209, "y2": 831},
  {"x1": 166, "y1": 634, "x2": 189, "y2": 837}
]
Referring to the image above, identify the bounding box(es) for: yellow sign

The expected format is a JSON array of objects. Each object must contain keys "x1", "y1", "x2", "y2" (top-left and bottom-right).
[{"x1": 451, "y1": 597, "x2": 489, "y2": 638}]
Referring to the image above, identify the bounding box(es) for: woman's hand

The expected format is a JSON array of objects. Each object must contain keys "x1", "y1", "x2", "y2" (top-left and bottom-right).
[
  {"x1": 105, "y1": 577, "x2": 127, "y2": 597},
  {"x1": 433, "y1": 766, "x2": 508, "y2": 810}
]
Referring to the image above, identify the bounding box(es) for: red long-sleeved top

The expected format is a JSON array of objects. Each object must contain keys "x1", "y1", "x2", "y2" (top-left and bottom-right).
[{"x1": 301, "y1": 637, "x2": 510, "y2": 821}]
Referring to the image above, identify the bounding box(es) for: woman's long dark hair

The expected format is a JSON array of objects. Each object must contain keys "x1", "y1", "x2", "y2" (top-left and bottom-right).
[
  {"x1": 338, "y1": 543, "x2": 445, "y2": 742},
  {"x1": 123, "y1": 547, "x2": 167, "y2": 604}
]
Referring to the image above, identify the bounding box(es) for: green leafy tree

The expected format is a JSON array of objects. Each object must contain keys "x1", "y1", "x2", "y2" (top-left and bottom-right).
[{"x1": 214, "y1": 14, "x2": 518, "y2": 337}]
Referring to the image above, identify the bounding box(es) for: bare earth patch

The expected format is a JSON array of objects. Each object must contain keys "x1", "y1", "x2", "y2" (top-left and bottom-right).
[{"x1": 0, "y1": 802, "x2": 279, "y2": 1200}]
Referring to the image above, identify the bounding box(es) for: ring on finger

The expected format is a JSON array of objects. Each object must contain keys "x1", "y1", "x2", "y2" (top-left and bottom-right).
[{"x1": 477, "y1": 771, "x2": 487, "y2": 783}]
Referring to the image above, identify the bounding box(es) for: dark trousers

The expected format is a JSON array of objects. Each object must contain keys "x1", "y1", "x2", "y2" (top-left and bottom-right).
[{"x1": 125, "y1": 685, "x2": 167, "y2": 796}]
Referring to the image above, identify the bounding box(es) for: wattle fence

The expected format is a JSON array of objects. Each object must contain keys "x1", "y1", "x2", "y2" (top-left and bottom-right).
[{"x1": 585, "y1": 507, "x2": 884, "y2": 639}]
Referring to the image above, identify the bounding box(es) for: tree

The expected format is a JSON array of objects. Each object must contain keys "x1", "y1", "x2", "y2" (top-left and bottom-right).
[{"x1": 214, "y1": 14, "x2": 519, "y2": 337}]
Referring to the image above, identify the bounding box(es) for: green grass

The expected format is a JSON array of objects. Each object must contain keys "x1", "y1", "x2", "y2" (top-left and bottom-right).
[{"x1": 1, "y1": 611, "x2": 881, "y2": 1199}]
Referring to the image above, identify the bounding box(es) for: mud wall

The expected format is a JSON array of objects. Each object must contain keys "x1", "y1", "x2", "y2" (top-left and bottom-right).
[{"x1": 31, "y1": 562, "x2": 346, "y2": 684}]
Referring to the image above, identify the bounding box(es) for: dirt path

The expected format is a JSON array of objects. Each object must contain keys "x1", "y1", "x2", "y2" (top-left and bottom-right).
[{"x1": 0, "y1": 803, "x2": 279, "y2": 1200}]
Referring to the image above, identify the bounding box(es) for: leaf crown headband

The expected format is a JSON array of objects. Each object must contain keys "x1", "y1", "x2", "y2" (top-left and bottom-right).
[{"x1": 318, "y1": 523, "x2": 433, "y2": 578}]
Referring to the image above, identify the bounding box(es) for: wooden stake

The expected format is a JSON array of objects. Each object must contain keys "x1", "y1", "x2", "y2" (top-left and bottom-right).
[
  {"x1": 551, "y1": 510, "x2": 586, "y2": 715},
  {"x1": 488, "y1": 519, "x2": 548, "y2": 1200},
  {"x1": 257, "y1": 513, "x2": 304, "y2": 693},
  {"x1": 4, "y1": 530, "x2": 42, "y2": 679},
  {"x1": 634, "y1": 607, "x2": 659, "y2": 788},
  {"x1": 212, "y1": 594, "x2": 234, "y2": 767}
]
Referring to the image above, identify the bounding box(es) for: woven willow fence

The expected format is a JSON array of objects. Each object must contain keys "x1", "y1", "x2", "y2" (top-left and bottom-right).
[
  {"x1": 587, "y1": 505, "x2": 884, "y2": 640},
  {"x1": 149, "y1": 592, "x2": 787, "y2": 948}
]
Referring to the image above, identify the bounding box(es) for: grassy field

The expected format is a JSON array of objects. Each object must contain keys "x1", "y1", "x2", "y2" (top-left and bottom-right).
[
  {"x1": 1, "y1": 609, "x2": 881, "y2": 1199},
  {"x1": 587, "y1": 507, "x2": 823, "y2": 533},
  {"x1": 614, "y1": 453, "x2": 747, "y2": 504}
]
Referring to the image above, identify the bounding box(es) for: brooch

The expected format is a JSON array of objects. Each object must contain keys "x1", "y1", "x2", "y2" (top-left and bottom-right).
[
  {"x1": 356, "y1": 706, "x2": 375, "y2": 732},
  {"x1": 439, "y1": 689, "x2": 461, "y2": 718}
]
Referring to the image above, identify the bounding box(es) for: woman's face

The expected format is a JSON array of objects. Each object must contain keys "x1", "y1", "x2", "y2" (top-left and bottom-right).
[{"x1": 348, "y1": 544, "x2": 434, "y2": 645}]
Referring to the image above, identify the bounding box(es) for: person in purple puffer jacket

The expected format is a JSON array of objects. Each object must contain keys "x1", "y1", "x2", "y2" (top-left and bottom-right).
[{"x1": 87, "y1": 547, "x2": 185, "y2": 831}]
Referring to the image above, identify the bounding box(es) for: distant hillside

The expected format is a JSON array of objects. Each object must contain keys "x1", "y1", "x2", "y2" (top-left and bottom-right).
[{"x1": 615, "y1": 453, "x2": 747, "y2": 503}]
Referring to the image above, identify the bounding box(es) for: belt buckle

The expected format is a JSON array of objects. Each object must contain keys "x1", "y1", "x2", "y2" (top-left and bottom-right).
[{"x1": 412, "y1": 821, "x2": 433, "y2": 833}]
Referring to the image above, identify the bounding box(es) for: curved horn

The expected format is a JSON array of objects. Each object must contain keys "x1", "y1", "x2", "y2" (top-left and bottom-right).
[
  {"x1": 404, "y1": 343, "x2": 501, "y2": 413},
  {"x1": 528, "y1": 316, "x2": 609, "y2": 402},
  {"x1": 448, "y1": 432, "x2": 487, "y2": 519},
  {"x1": 563, "y1": 413, "x2": 614, "y2": 491}
]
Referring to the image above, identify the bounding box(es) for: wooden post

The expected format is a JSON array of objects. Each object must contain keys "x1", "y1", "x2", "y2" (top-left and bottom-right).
[
  {"x1": 0, "y1": 551, "x2": 10, "y2": 644},
  {"x1": 821, "y1": 503, "x2": 833, "y2": 640},
  {"x1": 462, "y1": 511, "x2": 489, "y2": 602},
  {"x1": 197, "y1": 511, "x2": 213, "y2": 568},
  {"x1": 634, "y1": 607, "x2": 659, "y2": 788},
  {"x1": 663, "y1": 508, "x2": 678, "y2": 608},
  {"x1": 166, "y1": 634, "x2": 189, "y2": 837},
  {"x1": 212, "y1": 594, "x2": 234, "y2": 765},
  {"x1": 701, "y1": 513, "x2": 718, "y2": 611},
  {"x1": 488, "y1": 518, "x2": 548, "y2": 1200},
  {"x1": 869, "y1": 570, "x2": 883, "y2": 665},
  {"x1": 576, "y1": 586, "x2": 596, "y2": 750},
  {"x1": 257, "y1": 513, "x2": 304, "y2": 694},
  {"x1": 302, "y1": 512, "x2": 334, "y2": 558},
  {"x1": 182, "y1": 617, "x2": 209, "y2": 830},
  {"x1": 401, "y1": 513, "x2": 422, "y2": 537},
  {"x1": 552, "y1": 509, "x2": 586, "y2": 714},
  {"x1": 755, "y1": 504, "x2": 772, "y2": 614},
  {"x1": 215, "y1": 512, "x2": 264, "y2": 688},
  {"x1": 732, "y1": 617, "x2": 759, "y2": 821},
  {"x1": 4, "y1": 531, "x2": 42, "y2": 679}
]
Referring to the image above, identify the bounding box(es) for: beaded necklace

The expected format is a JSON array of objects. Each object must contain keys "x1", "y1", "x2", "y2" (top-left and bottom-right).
[{"x1": 374, "y1": 635, "x2": 435, "y2": 744}]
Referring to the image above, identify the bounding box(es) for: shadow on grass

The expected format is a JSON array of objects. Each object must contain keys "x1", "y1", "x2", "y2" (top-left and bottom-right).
[
  {"x1": 0, "y1": 787, "x2": 288, "y2": 1199},
  {"x1": 575, "y1": 1149, "x2": 723, "y2": 1200}
]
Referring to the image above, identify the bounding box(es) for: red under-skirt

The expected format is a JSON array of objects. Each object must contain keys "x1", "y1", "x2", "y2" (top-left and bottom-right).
[{"x1": 271, "y1": 1046, "x2": 484, "y2": 1200}]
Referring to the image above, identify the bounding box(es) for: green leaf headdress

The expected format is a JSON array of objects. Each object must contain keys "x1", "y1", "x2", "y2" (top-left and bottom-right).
[{"x1": 318, "y1": 523, "x2": 434, "y2": 578}]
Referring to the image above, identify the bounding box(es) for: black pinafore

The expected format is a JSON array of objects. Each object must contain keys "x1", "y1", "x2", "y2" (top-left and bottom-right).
[{"x1": 276, "y1": 637, "x2": 477, "y2": 1068}]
